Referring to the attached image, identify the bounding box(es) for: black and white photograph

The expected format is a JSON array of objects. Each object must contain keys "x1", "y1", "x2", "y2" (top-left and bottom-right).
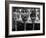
[
  {"x1": 12, "y1": 7, "x2": 40, "y2": 31},
  {"x1": 5, "y1": 1, "x2": 45, "y2": 37}
]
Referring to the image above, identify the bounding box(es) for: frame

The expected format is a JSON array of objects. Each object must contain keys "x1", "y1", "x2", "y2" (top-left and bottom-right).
[{"x1": 5, "y1": 1, "x2": 45, "y2": 37}]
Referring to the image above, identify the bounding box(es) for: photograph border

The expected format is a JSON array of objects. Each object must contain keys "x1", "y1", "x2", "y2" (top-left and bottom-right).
[{"x1": 5, "y1": 1, "x2": 45, "y2": 37}]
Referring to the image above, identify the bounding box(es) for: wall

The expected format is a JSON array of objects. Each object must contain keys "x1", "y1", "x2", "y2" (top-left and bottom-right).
[{"x1": 0, "y1": 0, "x2": 46, "y2": 38}]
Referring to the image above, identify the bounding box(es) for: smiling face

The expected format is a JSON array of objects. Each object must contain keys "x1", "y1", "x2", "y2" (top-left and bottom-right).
[
  {"x1": 21, "y1": 14, "x2": 29, "y2": 22},
  {"x1": 30, "y1": 9, "x2": 36, "y2": 22}
]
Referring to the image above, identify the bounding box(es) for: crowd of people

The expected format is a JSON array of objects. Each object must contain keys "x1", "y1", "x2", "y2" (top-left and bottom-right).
[{"x1": 12, "y1": 8, "x2": 40, "y2": 31}]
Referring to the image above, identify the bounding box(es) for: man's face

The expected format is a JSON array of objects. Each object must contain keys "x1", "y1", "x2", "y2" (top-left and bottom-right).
[
  {"x1": 30, "y1": 9, "x2": 36, "y2": 22},
  {"x1": 21, "y1": 14, "x2": 29, "y2": 22}
]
